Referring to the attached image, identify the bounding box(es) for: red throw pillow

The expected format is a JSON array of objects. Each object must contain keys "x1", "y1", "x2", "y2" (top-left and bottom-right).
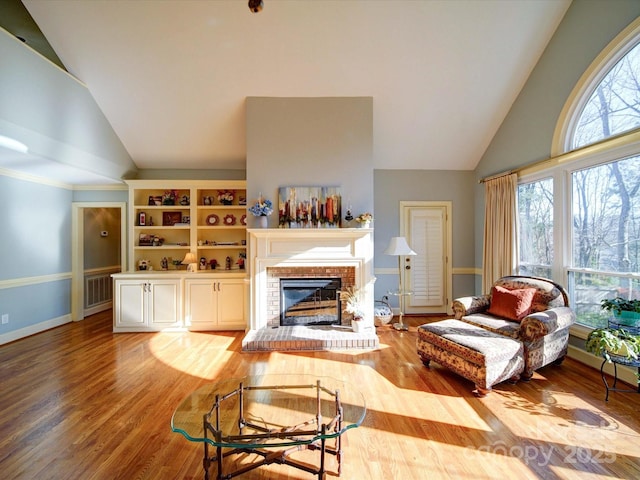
[{"x1": 487, "y1": 285, "x2": 536, "y2": 321}]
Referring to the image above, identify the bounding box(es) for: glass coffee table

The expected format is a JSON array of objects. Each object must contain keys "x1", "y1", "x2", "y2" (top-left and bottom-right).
[{"x1": 171, "y1": 374, "x2": 367, "y2": 480}]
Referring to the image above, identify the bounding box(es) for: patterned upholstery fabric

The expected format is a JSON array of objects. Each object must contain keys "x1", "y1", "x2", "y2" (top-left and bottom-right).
[
  {"x1": 417, "y1": 319, "x2": 524, "y2": 394},
  {"x1": 451, "y1": 275, "x2": 575, "y2": 378}
]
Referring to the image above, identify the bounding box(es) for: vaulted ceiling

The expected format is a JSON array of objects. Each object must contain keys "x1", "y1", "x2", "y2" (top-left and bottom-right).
[{"x1": 6, "y1": 0, "x2": 571, "y2": 183}]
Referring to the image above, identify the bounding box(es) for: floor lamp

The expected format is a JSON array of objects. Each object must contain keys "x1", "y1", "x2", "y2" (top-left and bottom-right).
[{"x1": 384, "y1": 236, "x2": 417, "y2": 331}]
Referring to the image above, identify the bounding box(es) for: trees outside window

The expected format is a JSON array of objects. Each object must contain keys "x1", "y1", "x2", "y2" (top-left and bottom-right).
[
  {"x1": 517, "y1": 178, "x2": 553, "y2": 279},
  {"x1": 573, "y1": 42, "x2": 640, "y2": 149},
  {"x1": 519, "y1": 26, "x2": 640, "y2": 330},
  {"x1": 570, "y1": 156, "x2": 640, "y2": 328}
]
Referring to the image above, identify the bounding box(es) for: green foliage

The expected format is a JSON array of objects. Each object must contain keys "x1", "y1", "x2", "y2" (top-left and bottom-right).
[
  {"x1": 586, "y1": 328, "x2": 640, "y2": 361},
  {"x1": 600, "y1": 297, "x2": 640, "y2": 314}
]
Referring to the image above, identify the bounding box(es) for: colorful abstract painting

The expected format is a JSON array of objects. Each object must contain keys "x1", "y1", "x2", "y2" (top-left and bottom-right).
[{"x1": 278, "y1": 187, "x2": 342, "y2": 228}]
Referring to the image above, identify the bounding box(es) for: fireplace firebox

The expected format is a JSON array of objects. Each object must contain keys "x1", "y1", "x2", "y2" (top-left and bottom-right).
[{"x1": 280, "y1": 278, "x2": 341, "y2": 326}]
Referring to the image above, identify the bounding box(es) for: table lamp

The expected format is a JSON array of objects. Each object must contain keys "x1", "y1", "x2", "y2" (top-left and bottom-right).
[
  {"x1": 384, "y1": 236, "x2": 417, "y2": 331},
  {"x1": 182, "y1": 252, "x2": 198, "y2": 272}
]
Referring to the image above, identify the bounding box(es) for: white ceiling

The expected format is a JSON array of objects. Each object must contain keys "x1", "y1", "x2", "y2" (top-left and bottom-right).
[{"x1": 21, "y1": 0, "x2": 571, "y2": 176}]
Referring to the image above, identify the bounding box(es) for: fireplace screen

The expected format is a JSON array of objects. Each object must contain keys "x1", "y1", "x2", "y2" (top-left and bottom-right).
[{"x1": 280, "y1": 278, "x2": 341, "y2": 326}]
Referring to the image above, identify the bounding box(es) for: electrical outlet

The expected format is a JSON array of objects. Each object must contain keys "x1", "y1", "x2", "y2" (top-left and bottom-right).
[{"x1": 1, "y1": 314, "x2": 8, "y2": 325}]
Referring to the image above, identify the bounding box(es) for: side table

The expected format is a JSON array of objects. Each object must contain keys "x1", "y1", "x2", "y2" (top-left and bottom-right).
[{"x1": 387, "y1": 290, "x2": 412, "y2": 331}]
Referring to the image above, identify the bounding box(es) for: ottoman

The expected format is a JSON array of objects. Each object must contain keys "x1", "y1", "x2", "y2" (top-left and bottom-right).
[{"x1": 417, "y1": 319, "x2": 525, "y2": 396}]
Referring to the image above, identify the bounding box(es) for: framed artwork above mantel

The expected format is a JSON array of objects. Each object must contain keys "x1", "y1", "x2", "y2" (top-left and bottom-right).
[{"x1": 278, "y1": 186, "x2": 342, "y2": 228}]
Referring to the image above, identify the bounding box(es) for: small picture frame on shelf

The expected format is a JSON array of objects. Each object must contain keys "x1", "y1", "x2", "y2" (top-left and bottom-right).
[
  {"x1": 139, "y1": 233, "x2": 153, "y2": 246},
  {"x1": 162, "y1": 211, "x2": 182, "y2": 226},
  {"x1": 138, "y1": 212, "x2": 146, "y2": 226}
]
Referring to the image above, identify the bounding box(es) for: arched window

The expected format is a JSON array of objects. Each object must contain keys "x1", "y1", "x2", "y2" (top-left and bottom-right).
[
  {"x1": 572, "y1": 41, "x2": 640, "y2": 149},
  {"x1": 519, "y1": 18, "x2": 640, "y2": 331}
]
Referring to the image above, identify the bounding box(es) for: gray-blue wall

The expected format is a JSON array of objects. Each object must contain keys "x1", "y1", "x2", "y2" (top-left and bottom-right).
[
  {"x1": 474, "y1": 0, "x2": 640, "y2": 271},
  {"x1": 373, "y1": 169, "x2": 476, "y2": 301},
  {"x1": 0, "y1": 175, "x2": 128, "y2": 341}
]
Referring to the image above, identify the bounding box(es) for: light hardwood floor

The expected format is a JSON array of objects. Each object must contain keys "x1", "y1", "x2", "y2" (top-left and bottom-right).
[{"x1": 1, "y1": 310, "x2": 639, "y2": 479}]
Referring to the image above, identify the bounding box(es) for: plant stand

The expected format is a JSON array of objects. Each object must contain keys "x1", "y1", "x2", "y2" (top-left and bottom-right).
[
  {"x1": 600, "y1": 354, "x2": 640, "y2": 401},
  {"x1": 600, "y1": 319, "x2": 640, "y2": 401}
]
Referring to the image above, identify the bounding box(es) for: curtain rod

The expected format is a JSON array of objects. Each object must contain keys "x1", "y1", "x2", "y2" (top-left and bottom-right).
[
  {"x1": 478, "y1": 170, "x2": 516, "y2": 184},
  {"x1": 478, "y1": 130, "x2": 640, "y2": 184}
]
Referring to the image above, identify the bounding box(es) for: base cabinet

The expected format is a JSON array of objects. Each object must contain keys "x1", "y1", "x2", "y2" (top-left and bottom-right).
[
  {"x1": 112, "y1": 273, "x2": 246, "y2": 332},
  {"x1": 114, "y1": 278, "x2": 181, "y2": 331},
  {"x1": 185, "y1": 278, "x2": 246, "y2": 331}
]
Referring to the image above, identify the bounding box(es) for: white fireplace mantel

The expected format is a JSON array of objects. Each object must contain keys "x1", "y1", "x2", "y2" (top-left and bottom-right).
[{"x1": 247, "y1": 228, "x2": 375, "y2": 331}]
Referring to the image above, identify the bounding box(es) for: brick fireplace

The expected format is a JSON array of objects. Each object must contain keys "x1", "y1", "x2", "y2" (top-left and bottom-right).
[
  {"x1": 267, "y1": 266, "x2": 355, "y2": 327},
  {"x1": 243, "y1": 228, "x2": 378, "y2": 351}
]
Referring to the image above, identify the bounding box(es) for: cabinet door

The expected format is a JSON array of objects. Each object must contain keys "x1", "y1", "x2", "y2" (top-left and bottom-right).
[
  {"x1": 148, "y1": 280, "x2": 181, "y2": 328},
  {"x1": 114, "y1": 280, "x2": 146, "y2": 329},
  {"x1": 185, "y1": 279, "x2": 217, "y2": 330},
  {"x1": 216, "y1": 279, "x2": 246, "y2": 328}
]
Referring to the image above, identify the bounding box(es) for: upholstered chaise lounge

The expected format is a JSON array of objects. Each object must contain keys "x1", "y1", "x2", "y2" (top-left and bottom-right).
[
  {"x1": 417, "y1": 276, "x2": 576, "y2": 394},
  {"x1": 453, "y1": 275, "x2": 576, "y2": 379}
]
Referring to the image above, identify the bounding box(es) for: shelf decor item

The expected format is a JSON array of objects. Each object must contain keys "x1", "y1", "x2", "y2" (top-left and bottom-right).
[
  {"x1": 163, "y1": 190, "x2": 178, "y2": 205},
  {"x1": 182, "y1": 252, "x2": 198, "y2": 272},
  {"x1": 355, "y1": 213, "x2": 373, "y2": 228},
  {"x1": 163, "y1": 211, "x2": 182, "y2": 226},
  {"x1": 224, "y1": 214, "x2": 237, "y2": 226},
  {"x1": 248, "y1": 194, "x2": 273, "y2": 228},
  {"x1": 218, "y1": 190, "x2": 235, "y2": 205},
  {"x1": 206, "y1": 214, "x2": 219, "y2": 225}
]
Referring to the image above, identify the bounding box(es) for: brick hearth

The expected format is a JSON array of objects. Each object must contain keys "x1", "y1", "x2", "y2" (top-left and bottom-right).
[{"x1": 241, "y1": 324, "x2": 379, "y2": 352}]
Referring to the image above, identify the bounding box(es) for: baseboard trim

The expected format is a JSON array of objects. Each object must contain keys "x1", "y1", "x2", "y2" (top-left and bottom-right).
[
  {"x1": 0, "y1": 314, "x2": 71, "y2": 346},
  {"x1": 84, "y1": 301, "x2": 112, "y2": 317}
]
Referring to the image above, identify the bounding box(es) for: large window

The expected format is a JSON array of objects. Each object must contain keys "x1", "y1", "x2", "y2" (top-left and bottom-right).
[
  {"x1": 569, "y1": 156, "x2": 640, "y2": 328},
  {"x1": 517, "y1": 178, "x2": 553, "y2": 279},
  {"x1": 517, "y1": 20, "x2": 640, "y2": 330},
  {"x1": 573, "y1": 42, "x2": 640, "y2": 150}
]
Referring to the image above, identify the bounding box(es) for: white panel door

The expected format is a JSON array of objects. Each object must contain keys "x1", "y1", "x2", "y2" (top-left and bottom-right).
[{"x1": 401, "y1": 202, "x2": 451, "y2": 314}]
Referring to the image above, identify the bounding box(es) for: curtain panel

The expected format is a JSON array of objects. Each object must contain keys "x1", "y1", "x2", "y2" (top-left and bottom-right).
[{"x1": 482, "y1": 173, "x2": 518, "y2": 293}]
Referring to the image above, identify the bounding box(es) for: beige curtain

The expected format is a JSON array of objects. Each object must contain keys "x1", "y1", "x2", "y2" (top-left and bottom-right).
[{"x1": 482, "y1": 173, "x2": 518, "y2": 293}]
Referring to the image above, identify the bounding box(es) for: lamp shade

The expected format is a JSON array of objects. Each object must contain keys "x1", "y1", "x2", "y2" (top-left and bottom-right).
[
  {"x1": 383, "y1": 237, "x2": 417, "y2": 256},
  {"x1": 182, "y1": 252, "x2": 197, "y2": 265}
]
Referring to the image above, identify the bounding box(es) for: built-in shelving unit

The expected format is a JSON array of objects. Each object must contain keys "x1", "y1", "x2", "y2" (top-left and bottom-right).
[
  {"x1": 112, "y1": 180, "x2": 249, "y2": 333},
  {"x1": 126, "y1": 180, "x2": 247, "y2": 272}
]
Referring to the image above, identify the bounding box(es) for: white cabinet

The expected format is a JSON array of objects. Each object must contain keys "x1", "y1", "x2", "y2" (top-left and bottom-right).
[
  {"x1": 112, "y1": 272, "x2": 247, "y2": 332},
  {"x1": 185, "y1": 276, "x2": 246, "y2": 331},
  {"x1": 114, "y1": 277, "x2": 181, "y2": 331}
]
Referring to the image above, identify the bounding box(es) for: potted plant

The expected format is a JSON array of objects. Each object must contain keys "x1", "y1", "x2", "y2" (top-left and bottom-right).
[
  {"x1": 586, "y1": 327, "x2": 640, "y2": 362},
  {"x1": 339, "y1": 286, "x2": 366, "y2": 332},
  {"x1": 601, "y1": 297, "x2": 640, "y2": 327}
]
